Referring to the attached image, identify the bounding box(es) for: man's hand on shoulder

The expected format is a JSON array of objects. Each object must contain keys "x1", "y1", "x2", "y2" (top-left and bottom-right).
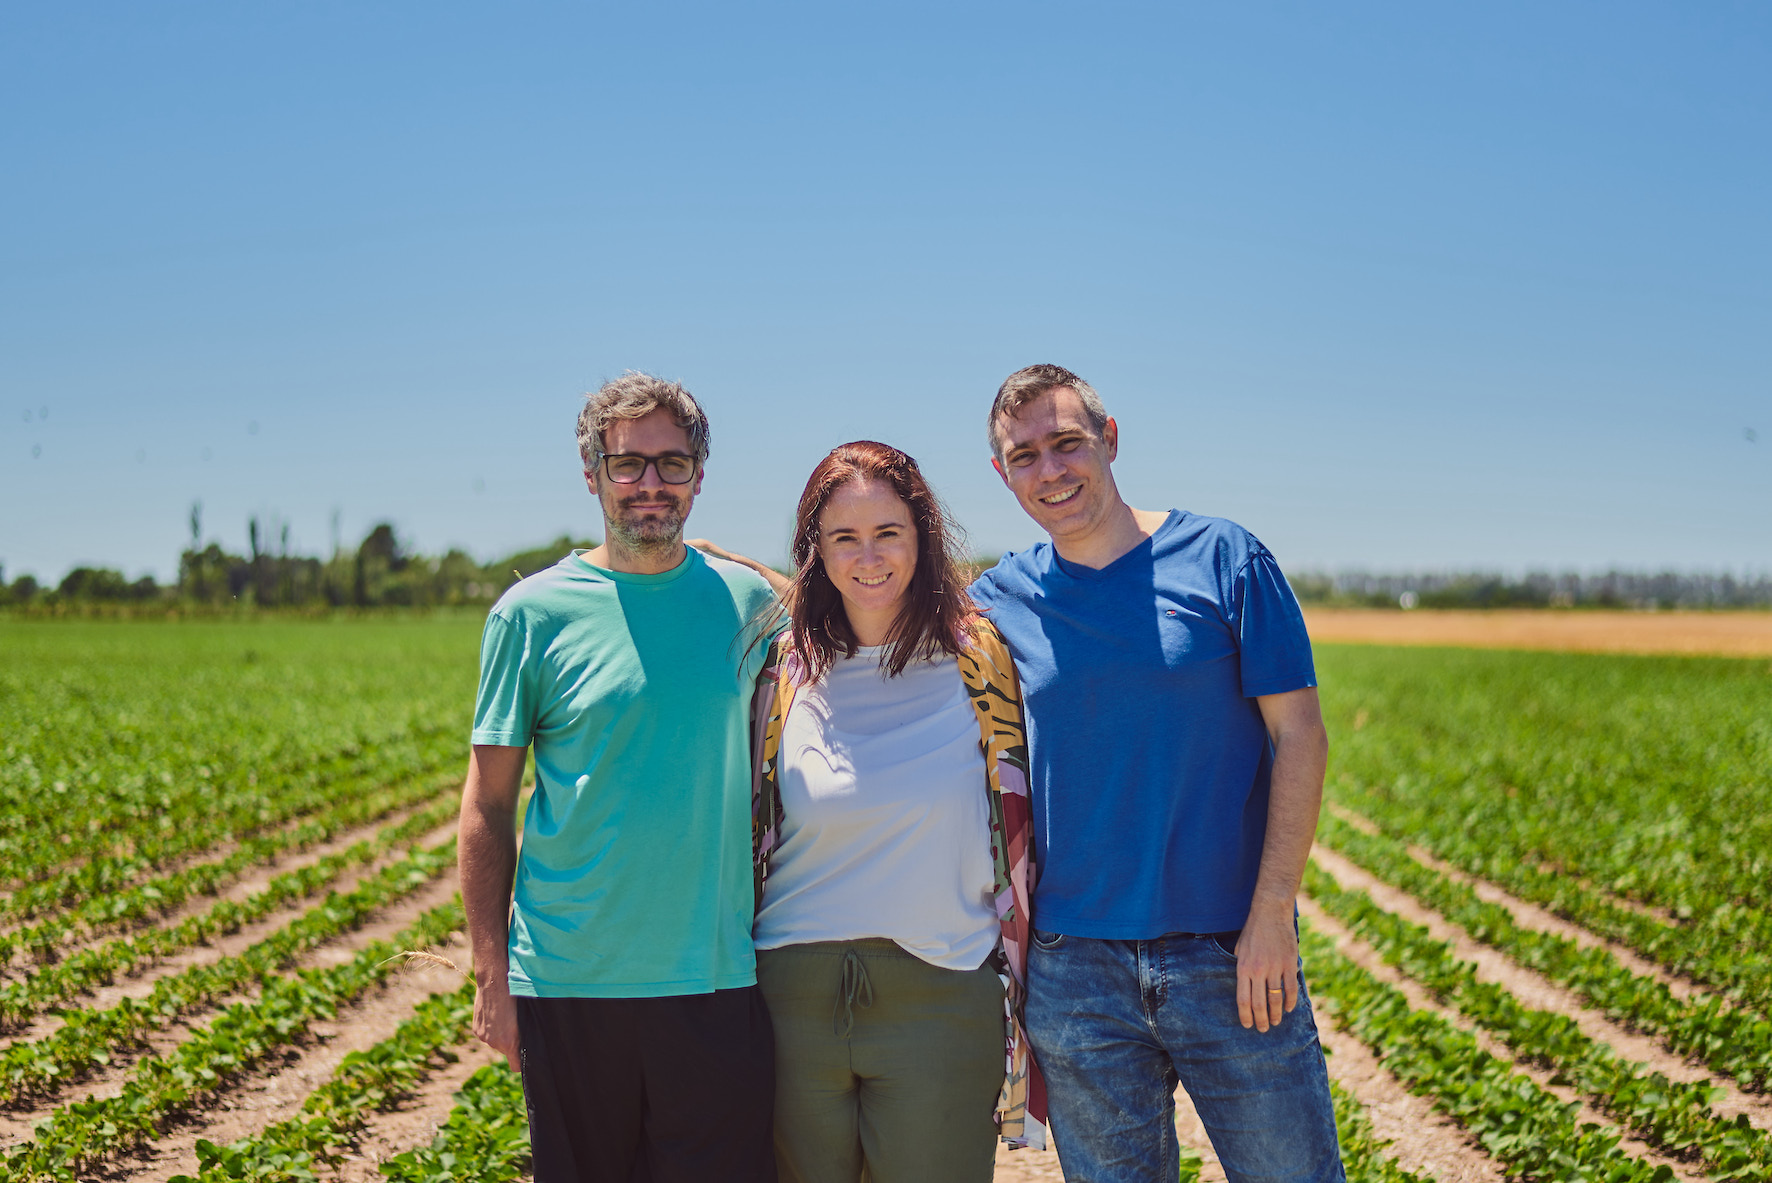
[
  {"x1": 1234, "y1": 900, "x2": 1300, "y2": 1033},
  {"x1": 688, "y1": 539, "x2": 791, "y2": 597}
]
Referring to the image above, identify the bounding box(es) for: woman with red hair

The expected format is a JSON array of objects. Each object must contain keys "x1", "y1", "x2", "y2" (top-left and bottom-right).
[{"x1": 701, "y1": 440, "x2": 1043, "y2": 1183}]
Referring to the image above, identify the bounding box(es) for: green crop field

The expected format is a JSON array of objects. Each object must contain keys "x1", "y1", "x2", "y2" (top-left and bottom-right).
[
  {"x1": 1307, "y1": 644, "x2": 1772, "y2": 1181},
  {"x1": 1, "y1": 619, "x2": 1769, "y2": 1181}
]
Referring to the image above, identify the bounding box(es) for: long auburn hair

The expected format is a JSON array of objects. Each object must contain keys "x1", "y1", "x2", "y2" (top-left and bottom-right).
[{"x1": 786, "y1": 441, "x2": 975, "y2": 681}]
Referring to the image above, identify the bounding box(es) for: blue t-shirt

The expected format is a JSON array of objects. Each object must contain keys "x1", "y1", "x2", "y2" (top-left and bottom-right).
[
  {"x1": 472, "y1": 548, "x2": 777, "y2": 997},
  {"x1": 968, "y1": 511, "x2": 1316, "y2": 938}
]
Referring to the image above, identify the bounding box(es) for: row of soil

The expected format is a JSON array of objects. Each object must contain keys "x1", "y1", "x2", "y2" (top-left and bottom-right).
[
  {"x1": 122, "y1": 870, "x2": 471, "y2": 1182},
  {"x1": 0, "y1": 784, "x2": 462, "y2": 1048},
  {"x1": 1, "y1": 869, "x2": 466, "y2": 1180},
  {"x1": 0, "y1": 812, "x2": 465, "y2": 1176},
  {"x1": 24, "y1": 794, "x2": 1753, "y2": 1183},
  {"x1": 1310, "y1": 843, "x2": 1772, "y2": 1134},
  {"x1": 1284, "y1": 813, "x2": 1772, "y2": 1182},
  {"x1": 1298, "y1": 898, "x2": 1700, "y2": 1180},
  {"x1": 0, "y1": 802, "x2": 461, "y2": 1082},
  {"x1": 0, "y1": 764, "x2": 461, "y2": 992},
  {"x1": 0, "y1": 729, "x2": 461, "y2": 932}
]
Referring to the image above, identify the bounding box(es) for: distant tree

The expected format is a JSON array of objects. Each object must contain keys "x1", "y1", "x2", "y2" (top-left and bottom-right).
[
  {"x1": 498, "y1": 536, "x2": 599, "y2": 589},
  {"x1": 355, "y1": 522, "x2": 410, "y2": 605},
  {"x1": 434, "y1": 549, "x2": 485, "y2": 605},
  {"x1": 180, "y1": 543, "x2": 247, "y2": 604},
  {"x1": 56, "y1": 568, "x2": 159, "y2": 601},
  {"x1": 359, "y1": 524, "x2": 402, "y2": 566},
  {"x1": 59, "y1": 567, "x2": 130, "y2": 599},
  {"x1": 278, "y1": 521, "x2": 293, "y2": 603}
]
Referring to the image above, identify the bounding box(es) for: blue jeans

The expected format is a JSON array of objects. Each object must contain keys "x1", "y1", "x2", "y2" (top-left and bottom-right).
[{"x1": 1026, "y1": 929, "x2": 1344, "y2": 1183}]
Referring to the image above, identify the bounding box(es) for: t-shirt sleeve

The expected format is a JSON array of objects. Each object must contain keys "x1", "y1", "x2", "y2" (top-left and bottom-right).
[
  {"x1": 744, "y1": 570, "x2": 788, "y2": 637},
  {"x1": 727, "y1": 569, "x2": 789, "y2": 682},
  {"x1": 1230, "y1": 548, "x2": 1317, "y2": 698},
  {"x1": 472, "y1": 610, "x2": 538, "y2": 747},
  {"x1": 966, "y1": 571, "x2": 997, "y2": 610},
  {"x1": 757, "y1": 577, "x2": 789, "y2": 639}
]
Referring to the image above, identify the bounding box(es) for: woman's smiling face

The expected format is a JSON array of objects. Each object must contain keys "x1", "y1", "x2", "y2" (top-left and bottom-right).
[{"x1": 817, "y1": 476, "x2": 919, "y2": 645}]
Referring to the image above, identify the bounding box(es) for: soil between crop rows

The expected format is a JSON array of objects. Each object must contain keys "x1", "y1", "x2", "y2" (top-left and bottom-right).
[
  {"x1": 10, "y1": 618, "x2": 1766, "y2": 1181},
  {"x1": 1296, "y1": 898, "x2": 1702, "y2": 1181},
  {"x1": 0, "y1": 816, "x2": 462, "y2": 1162}
]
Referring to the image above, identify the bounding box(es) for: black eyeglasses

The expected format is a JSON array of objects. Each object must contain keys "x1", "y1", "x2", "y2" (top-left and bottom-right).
[{"x1": 598, "y1": 452, "x2": 699, "y2": 485}]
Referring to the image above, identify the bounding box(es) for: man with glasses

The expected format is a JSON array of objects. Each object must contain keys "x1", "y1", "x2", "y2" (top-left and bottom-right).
[
  {"x1": 459, "y1": 372, "x2": 779, "y2": 1183},
  {"x1": 970, "y1": 364, "x2": 1343, "y2": 1182}
]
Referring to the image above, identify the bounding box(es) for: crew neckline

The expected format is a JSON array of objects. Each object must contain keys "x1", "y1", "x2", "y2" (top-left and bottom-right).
[{"x1": 570, "y1": 547, "x2": 699, "y2": 585}]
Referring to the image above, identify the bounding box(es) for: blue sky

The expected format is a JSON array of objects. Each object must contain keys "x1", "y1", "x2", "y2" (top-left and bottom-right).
[{"x1": 3, "y1": 2, "x2": 1767, "y2": 584}]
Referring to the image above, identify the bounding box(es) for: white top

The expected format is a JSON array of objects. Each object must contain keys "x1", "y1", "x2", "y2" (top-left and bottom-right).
[{"x1": 753, "y1": 646, "x2": 1001, "y2": 971}]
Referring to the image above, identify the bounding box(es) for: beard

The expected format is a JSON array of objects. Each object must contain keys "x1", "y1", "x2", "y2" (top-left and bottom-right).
[{"x1": 605, "y1": 492, "x2": 688, "y2": 550}]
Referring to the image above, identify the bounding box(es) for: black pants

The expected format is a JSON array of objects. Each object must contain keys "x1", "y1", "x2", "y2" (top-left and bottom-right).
[{"x1": 516, "y1": 987, "x2": 777, "y2": 1183}]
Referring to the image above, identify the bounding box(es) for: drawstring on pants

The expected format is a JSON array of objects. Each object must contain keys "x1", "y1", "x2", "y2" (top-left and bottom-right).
[{"x1": 833, "y1": 948, "x2": 874, "y2": 1037}]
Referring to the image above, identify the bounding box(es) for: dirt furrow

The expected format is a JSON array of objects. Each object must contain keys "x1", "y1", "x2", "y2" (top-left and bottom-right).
[
  {"x1": 0, "y1": 816, "x2": 460, "y2": 1058},
  {"x1": 90, "y1": 867, "x2": 468, "y2": 1182},
  {"x1": 988, "y1": 1091, "x2": 1223, "y2": 1183},
  {"x1": 1311, "y1": 843, "x2": 1772, "y2": 1133},
  {"x1": 1326, "y1": 804, "x2": 1716, "y2": 1004},
  {"x1": 0, "y1": 767, "x2": 455, "y2": 945},
  {"x1": 0, "y1": 833, "x2": 461, "y2": 1158},
  {"x1": 334, "y1": 1032, "x2": 505, "y2": 1183},
  {"x1": 1401, "y1": 841, "x2": 1706, "y2": 992},
  {"x1": 0, "y1": 781, "x2": 456, "y2": 986},
  {"x1": 993, "y1": 1139, "x2": 1067, "y2": 1181},
  {"x1": 1299, "y1": 896, "x2": 1706, "y2": 1182},
  {"x1": 175, "y1": 788, "x2": 455, "y2": 919},
  {"x1": 1315, "y1": 1005, "x2": 1502, "y2": 1183}
]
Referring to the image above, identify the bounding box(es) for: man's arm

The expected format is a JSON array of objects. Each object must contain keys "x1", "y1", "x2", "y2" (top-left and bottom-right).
[
  {"x1": 686, "y1": 539, "x2": 792, "y2": 597},
  {"x1": 459, "y1": 743, "x2": 528, "y2": 1070},
  {"x1": 1236, "y1": 687, "x2": 1329, "y2": 1032}
]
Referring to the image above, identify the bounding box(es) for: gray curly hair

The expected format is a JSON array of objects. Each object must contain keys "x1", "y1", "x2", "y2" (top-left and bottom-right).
[{"x1": 577, "y1": 372, "x2": 712, "y2": 470}]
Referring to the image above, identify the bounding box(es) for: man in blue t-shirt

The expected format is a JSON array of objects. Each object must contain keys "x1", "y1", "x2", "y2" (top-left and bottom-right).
[
  {"x1": 970, "y1": 364, "x2": 1343, "y2": 1182},
  {"x1": 459, "y1": 373, "x2": 779, "y2": 1183}
]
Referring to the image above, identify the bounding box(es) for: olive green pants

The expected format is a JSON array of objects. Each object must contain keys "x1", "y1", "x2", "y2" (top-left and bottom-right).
[{"x1": 756, "y1": 939, "x2": 1005, "y2": 1183}]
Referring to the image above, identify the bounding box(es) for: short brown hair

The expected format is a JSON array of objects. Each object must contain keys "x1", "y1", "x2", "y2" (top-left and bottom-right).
[
  {"x1": 987, "y1": 363, "x2": 1109, "y2": 456},
  {"x1": 577, "y1": 372, "x2": 711, "y2": 469},
  {"x1": 786, "y1": 440, "x2": 976, "y2": 681}
]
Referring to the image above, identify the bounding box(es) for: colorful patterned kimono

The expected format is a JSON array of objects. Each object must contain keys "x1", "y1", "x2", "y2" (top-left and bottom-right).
[{"x1": 749, "y1": 617, "x2": 1049, "y2": 1150}]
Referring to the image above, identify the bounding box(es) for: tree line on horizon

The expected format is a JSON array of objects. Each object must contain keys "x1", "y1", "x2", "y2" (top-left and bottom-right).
[
  {"x1": 1290, "y1": 569, "x2": 1772, "y2": 610},
  {"x1": 4, "y1": 510, "x2": 1770, "y2": 612},
  {"x1": 1, "y1": 507, "x2": 597, "y2": 612}
]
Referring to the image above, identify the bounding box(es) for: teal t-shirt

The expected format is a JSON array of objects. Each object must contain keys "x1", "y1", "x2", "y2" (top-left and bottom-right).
[{"x1": 471, "y1": 548, "x2": 777, "y2": 998}]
